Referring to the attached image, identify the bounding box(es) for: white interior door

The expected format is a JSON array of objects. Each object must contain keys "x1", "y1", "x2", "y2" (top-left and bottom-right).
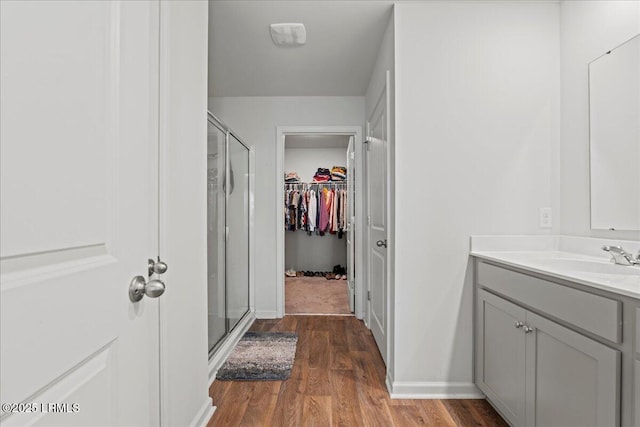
[
  {"x1": 346, "y1": 136, "x2": 355, "y2": 312},
  {"x1": 366, "y1": 85, "x2": 389, "y2": 365},
  {"x1": 1, "y1": 2, "x2": 160, "y2": 426}
]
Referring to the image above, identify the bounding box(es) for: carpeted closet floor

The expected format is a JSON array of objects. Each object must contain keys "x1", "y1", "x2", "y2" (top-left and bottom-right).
[{"x1": 285, "y1": 277, "x2": 351, "y2": 315}]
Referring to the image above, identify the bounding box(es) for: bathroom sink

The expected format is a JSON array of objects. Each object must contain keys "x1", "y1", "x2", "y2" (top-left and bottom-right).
[{"x1": 532, "y1": 258, "x2": 640, "y2": 277}]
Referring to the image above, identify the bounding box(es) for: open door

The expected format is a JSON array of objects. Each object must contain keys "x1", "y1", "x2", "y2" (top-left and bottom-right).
[
  {"x1": 366, "y1": 78, "x2": 389, "y2": 365},
  {"x1": 1, "y1": 2, "x2": 161, "y2": 425},
  {"x1": 346, "y1": 136, "x2": 356, "y2": 312}
]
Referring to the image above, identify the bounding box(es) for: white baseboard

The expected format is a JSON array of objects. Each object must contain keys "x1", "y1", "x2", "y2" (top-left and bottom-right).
[
  {"x1": 389, "y1": 381, "x2": 484, "y2": 399},
  {"x1": 255, "y1": 310, "x2": 279, "y2": 319},
  {"x1": 208, "y1": 311, "x2": 256, "y2": 386},
  {"x1": 189, "y1": 397, "x2": 215, "y2": 427}
]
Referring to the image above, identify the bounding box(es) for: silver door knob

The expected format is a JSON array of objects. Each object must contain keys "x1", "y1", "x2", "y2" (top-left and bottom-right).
[
  {"x1": 514, "y1": 321, "x2": 524, "y2": 328},
  {"x1": 148, "y1": 258, "x2": 168, "y2": 276},
  {"x1": 523, "y1": 325, "x2": 533, "y2": 334},
  {"x1": 376, "y1": 239, "x2": 387, "y2": 248},
  {"x1": 129, "y1": 275, "x2": 166, "y2": 302}
]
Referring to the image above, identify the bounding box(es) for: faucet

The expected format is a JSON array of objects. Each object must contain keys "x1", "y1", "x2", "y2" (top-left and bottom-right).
[{"x1": 602, "y1": 245, "x2": 640, "y2": 266}]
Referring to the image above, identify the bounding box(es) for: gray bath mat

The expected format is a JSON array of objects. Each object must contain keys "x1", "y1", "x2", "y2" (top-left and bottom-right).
[{"x1": 216, "y1": 332, "x2": 298, "y2": 380}]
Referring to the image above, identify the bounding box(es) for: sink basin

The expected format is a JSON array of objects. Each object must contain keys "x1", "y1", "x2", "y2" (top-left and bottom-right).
[{"x1": 532, "y1": 258, "x2": 640, "y2": 277}]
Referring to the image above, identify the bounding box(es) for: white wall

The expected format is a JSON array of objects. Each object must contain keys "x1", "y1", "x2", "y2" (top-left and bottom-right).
[
  {"x1": 559, "y1": 1, "x2": 640, "y2": 241},
  {"x1": 285, "y1": 146, "x2": 347, "y2": 182},
  {"x1": 285, "y1": 146, "x2": 348, "y2": 271},
  {"x1": 208, "y1": 96, "x2": 365, "y2": 317},
  {"x1": 393, "y1": 1, "x2": 560, "y2": 395}
]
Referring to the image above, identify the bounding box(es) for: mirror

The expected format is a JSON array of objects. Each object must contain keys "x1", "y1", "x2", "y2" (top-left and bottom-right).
[{"x1": 589, "y1": 33, "x2": 640, "y2": 231}]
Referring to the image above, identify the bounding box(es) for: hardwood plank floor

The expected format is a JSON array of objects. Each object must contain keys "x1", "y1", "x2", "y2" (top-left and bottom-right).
[{"x1": 208, "y1": 316, "x2": 508, "y2": 427}]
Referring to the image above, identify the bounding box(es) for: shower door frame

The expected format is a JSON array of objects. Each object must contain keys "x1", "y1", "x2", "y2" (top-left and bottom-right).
[
  {"x1": 275, "y1": 125, "x2": 365, "y2": 320},
  {"x1": 206, "y1": 112, "x2": 255, "y2": 362}
]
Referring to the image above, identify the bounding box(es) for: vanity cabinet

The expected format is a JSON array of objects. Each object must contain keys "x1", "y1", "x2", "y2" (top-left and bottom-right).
[
  {"x1": 636, "y1": 308, "x2": 640, "y2": 426},
  {"x1": 477, "y1": 289, "x2": 619, "y2": 427},
  {"x1": 474, "y1": 260, "x2": 637, "y2": 427},
  {"x1": 476, "y1": 290, "x2": 527, "y2": 425}
]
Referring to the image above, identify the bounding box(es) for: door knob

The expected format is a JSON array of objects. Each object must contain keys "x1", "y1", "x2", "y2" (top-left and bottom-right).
[
  {"x1": 129, "y1": 275, "x2": 166, "y2": 302},
  {"x1": 148, "y1": 258, "x2": 168, "y2": 276},
  {"x1": 523, "y1": 325, "x2": 533, "y2": 334},
  {"x1": 514, "y1": 321, "x2": 524, "y2": 328},
  {"x1": 376, "y1": 239, "x2": 387, "y2": 248}
]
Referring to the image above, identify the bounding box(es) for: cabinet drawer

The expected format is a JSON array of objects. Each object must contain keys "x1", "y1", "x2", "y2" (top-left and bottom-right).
[{"x1": 477, "y1": 261, "x2": 621, "y2": 343}]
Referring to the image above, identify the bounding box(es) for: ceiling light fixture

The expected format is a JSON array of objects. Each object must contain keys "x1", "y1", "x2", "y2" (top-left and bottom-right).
[{"x1": 269, "y1": 23, "x2": 306, "y2": 47}]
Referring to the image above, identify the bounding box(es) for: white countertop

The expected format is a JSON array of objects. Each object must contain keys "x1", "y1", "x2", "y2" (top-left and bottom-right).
[{"x1": 470, "y1": 236, "x2": 640, "y2": 300}]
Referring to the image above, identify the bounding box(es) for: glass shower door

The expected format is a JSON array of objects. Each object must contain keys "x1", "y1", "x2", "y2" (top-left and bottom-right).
[
  {"x1": 207, "y1": 113, "x2": 251, "y2": 356},
  {"x1": 207, "y1": 121, "x2": 226, "y2": 351},
  {"x1": 225, "y1": 134, "x2": 249, "y2": 331}
]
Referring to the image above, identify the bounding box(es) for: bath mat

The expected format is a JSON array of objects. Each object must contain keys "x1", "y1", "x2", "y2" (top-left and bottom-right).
[{"x1": 216, "y1": 332, "x2": 298, "y2": 380}]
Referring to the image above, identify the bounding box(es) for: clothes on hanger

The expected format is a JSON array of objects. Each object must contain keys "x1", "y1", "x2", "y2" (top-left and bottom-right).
[{"x1": 284, "y1": 182, "x2": 348, "y2": 237}]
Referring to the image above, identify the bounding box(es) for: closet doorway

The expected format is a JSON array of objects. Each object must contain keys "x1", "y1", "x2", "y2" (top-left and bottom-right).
[{"x1": 276, "y1": 126, "x2": 365, "y2": 318}]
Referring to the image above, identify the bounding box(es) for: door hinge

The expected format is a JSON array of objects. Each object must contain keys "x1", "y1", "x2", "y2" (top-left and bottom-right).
[{"x1": 367, "y1": 291, "x2": 371, "y2": 301}]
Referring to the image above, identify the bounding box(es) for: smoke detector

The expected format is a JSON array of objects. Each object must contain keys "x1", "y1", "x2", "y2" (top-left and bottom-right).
[{"x1": 269, "y1": 23, "x2": 306, "y2": 47}]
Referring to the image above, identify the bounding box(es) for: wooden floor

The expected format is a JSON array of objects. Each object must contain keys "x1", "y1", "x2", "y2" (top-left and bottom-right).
[{"x1": 208, "y1": 316, "x2": 507, "y2": 427}]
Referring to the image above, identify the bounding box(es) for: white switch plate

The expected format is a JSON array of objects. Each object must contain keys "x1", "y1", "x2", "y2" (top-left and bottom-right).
[{"x1": 539, "y1": 207, "x2": 552, "y2": 229}]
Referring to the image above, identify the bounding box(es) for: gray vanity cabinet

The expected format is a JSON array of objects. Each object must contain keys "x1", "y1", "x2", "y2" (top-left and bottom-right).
[
  {"x1": 476, "y1": 289, "x2": 527, "y2": 425},
  {"x1": 636, "y1": 308, "x2": 640, "y2": 426},
  {"x1": 477, "y1": 288, "x2": 620, "y2": 427},
  {"x1": 524, "y1": 310, "x2": 619, "y2": 427}
]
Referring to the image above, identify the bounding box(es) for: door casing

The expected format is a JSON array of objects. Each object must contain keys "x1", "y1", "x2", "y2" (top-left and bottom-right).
[{"x1": 275, "y1": 126, "x2": 364, "y2": 319}]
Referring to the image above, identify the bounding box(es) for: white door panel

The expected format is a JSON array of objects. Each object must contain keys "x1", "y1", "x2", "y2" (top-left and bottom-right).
[
  {"x1": 370, "y1": 249, "x2": 386, "y2": 332},
  {"x1": 366, "y1": 75, "x2": 389, "y2": 365},
  {"x1": 1, "y1": 1, "x2": 159, "y2": 425},
  {"x1": 346, "y1": 136, "x2": 355, "y2": 312}
]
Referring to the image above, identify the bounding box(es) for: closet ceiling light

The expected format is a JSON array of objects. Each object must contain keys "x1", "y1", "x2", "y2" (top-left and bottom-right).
[{"x1": 269, "y1": 23, "x2": 306, "y2": 47}]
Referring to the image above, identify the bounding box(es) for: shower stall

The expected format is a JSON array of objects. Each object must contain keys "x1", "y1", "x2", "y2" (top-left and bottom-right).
[{"x1": 207, "y1": 112, "x2": 251, "y2": 356}]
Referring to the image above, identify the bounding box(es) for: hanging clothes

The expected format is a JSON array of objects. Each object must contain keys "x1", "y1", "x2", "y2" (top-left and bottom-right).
[
  {"x1": 284, "y1": 182, "x2": 347, "y2": 238},
  {"x1": 307, "y1": 190, "x2": 317, "y2": 233}
]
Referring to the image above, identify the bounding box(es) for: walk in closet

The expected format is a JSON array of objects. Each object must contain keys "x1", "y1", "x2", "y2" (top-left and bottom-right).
[
  {"x1": 207, "y1": 113, "x2": 251, "y2": 354},
  {"x1": 284, "y1": 135, "x2": 354, "y2": 314}
]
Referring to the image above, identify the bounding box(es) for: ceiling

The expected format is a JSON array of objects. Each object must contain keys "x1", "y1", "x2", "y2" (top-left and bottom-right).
[
  {"x1": 285, "y1": 134, "x2": 351, "y2": 148},
  {"x1": 208, "y1": 1, "x2": 393, "y2": 97}
]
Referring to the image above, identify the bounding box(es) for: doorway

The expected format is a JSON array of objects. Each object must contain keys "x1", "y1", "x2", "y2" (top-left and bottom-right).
[
  {"x1": 284, "y1": 134, "x2": 351, "y2": 315},
  {"x1": 276, "y1": 126, "x2": 365, "y2": 319}
]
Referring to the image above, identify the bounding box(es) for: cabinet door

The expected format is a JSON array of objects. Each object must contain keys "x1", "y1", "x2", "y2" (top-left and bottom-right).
[
  {"x1": 476, "y1": 289, "x2": 527, "y2": 426},
  {"x1": 635, "y1": 360, "x2": 640, "y2": 427},
  {"x1": 525, "y1": 312, "x2": 620, "y2": 427}
]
